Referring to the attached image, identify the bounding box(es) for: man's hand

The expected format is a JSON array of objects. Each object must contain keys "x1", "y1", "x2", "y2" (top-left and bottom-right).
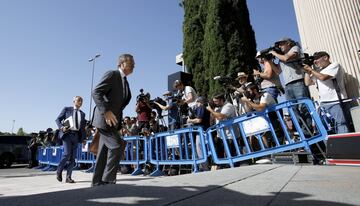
[
  {"x1": 302, "y1": 64, "x2": 313, "y2": 74},
  {"x1": 253, "y1": 69, "x2": 261, "y2": 76},
  {"x1": 241, "y1": 96, "x2": 251, "y2": 103},
  {"x1": 104, "y1": 111, "x2": 118, "y2": 127}
]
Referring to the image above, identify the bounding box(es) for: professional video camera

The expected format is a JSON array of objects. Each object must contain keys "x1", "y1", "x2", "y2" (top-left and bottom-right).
[
  {"x1": 149, "y1": 97, "x2": 167, "y2": 118},
  {"x1": 213, "y1": 74, "x2": 238, "y2": 93},
  {"x1": 136, "y1": 89, "x2": 150, "y2": 102},
  {"x1": 257, "y1": 46, "x2": 283, "y2": 60},
  {"x1": 287, "y1": 53, "x2": 315, "y2": 66}
]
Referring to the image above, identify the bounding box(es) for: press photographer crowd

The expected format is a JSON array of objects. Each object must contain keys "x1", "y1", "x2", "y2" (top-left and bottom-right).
[{"x1": 22, "y1": 38, "x2": 360, "y2": 180}]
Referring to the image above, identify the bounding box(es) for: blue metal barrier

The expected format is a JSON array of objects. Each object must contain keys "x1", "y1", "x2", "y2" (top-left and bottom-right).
[
  {"x1": 35, "y1": 99, "x2": 328, "y2": 175},
  {"x1": 75, "y1": 141, "x2": 96, "y2": 172},
  {"x1": 206, "y1": 99, "x2": 327, "y2": 167},
  {"x1": 148, "y1": 126, "x2": 208, "y2": 176},
  {"x1": 48, "y1": 146, "x2": 63, "y2": 168},
  {"x1": 37, "y1": 147, "x2": 49, "y2": 168},
  {"x1": 119, "y1": 136, "x2": 148, "y2": 175}
]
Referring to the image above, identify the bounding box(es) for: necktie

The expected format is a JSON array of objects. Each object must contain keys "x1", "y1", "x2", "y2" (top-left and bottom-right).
[
  {"x1": 74, "y1": 109, "x2": 79, "y2": 130},
  {"x1": 124, "y1": 76, "x2": 129, "y2": 98}
]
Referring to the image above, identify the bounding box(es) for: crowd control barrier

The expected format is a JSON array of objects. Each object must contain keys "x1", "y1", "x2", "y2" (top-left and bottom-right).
[
  {"x1": 37, "y1": 99, "x2": 328, "y2": 175},
  {"x1": 148, "y1": 126, "x2": 208, "y2": 176},
  {"x1": 120, "y1": 136, "x2": 148, "y2": 175},
  {"x1": 206, "y1": 98, "x2": 328, "y2": 167},
  {"x1": 75, "y1": 141, "x2": 96, "y2": 172}
]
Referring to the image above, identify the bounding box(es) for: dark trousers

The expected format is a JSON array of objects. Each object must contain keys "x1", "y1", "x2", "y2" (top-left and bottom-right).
[
  {"x1": 92, "y1": 132, "x2": 122, "y2": 185},
  {"x1": 57, "y1": 132, "x2": 79, "y2": 178}
]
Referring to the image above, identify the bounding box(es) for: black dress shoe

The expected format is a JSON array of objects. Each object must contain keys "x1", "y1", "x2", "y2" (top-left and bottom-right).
[
  {"x1": 66, "y1": 178, "x2": 75, "y2": 183},
  {"x1": 56, "y1": 173, "x2": 62, "y2": 182}
]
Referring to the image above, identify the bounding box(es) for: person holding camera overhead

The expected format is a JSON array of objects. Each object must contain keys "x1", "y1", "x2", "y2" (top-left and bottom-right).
[
  {"x1": 91, "y1": 54, "x2": 134, "y2": 186},
  {"x1": 55, "y1": 96, "x2": 86, "y2": 183},
  {"x1": 135, "y1": 91, "x2": 152, "y2": 132},
  {"x1": 269, "y1": 37, "x2": 312, "y2": 129},
  {"x1": 254, "y1": 51, "x2": 283, "y2": 100}
]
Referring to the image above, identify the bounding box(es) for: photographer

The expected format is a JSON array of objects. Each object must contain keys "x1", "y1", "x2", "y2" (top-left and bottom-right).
[
  {"x1": 173, "y1": 80, "x2": 198, "y2": 109},
  {"x1": 135, "y1": 92, "x2": 152, "y2": 131},
  {"x1": 269, "y1": 37, "x2": 310, "y2": 100},
  {"x1": 206, "y1": 94, "x2": 238, "y2": 164},
  {"x1": 233, "y1": 72, "x2": 252, "y2": 115},
  {"x1": 187, "y1": 96, "x2": 210, "y2": 171},
  {"x1": 254, "y1": 51, "x2": 283, "y2": 99},
  {"x1": 270, "y1": 37, "x2": 312, "y2": 129},
  {"x1": 240, "y1": 83, "x2": 279, "y2": 152},
  {"x1": 153, "y1": 91, "x2": 180, "y2": 131},
  {"x1": 303, "y1": 51, "x2": 349, "y2": 134}
]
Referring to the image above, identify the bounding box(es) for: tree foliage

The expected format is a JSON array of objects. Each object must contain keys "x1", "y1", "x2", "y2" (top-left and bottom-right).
[
  {"x1": 183, "y1": 0, "x2": 258, "y2": 97},
  {"x1": 16, "y1": 127, "x2": 27, "y2": 136}
]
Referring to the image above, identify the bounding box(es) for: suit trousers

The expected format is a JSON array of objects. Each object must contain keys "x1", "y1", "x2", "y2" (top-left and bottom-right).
[
  {"x1": 57, "y1": 132, "x2": 79, "y2": 178},
  {"x1": 92, "y1": 131, "x2": 122, "y2": 185}
]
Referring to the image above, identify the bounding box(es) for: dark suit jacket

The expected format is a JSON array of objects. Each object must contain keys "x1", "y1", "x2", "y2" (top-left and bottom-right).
[
  {"x1": 92, "y1": 69, "x2": 131, "y2": 148},
  {"x1": 55, "y1": 107, "x2": 86, "y2": 141}
]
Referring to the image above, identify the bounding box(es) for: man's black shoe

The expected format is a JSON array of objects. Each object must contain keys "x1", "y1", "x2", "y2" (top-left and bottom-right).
[
  {"x1": 66, "y1": 178, "x2": 75, "y2": 183},
  {"x1": 56, "y1": 173, "x2": 62, "y2": 182}
]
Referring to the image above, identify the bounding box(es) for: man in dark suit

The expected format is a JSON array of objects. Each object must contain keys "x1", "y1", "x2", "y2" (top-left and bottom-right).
[
  {"x1": 55, "y1": 96, "x2": 86, "y2": 183},
  {"x1": 91, "y1": 54, "x2": 134, "y2": 186}
]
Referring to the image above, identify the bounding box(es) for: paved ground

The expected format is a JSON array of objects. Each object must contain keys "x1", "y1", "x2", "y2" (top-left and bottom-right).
[{"x1": 0, "y1": 164, "x2": 359, "y2": 206}]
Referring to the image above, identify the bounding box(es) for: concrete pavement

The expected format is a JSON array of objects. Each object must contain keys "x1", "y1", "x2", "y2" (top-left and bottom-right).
[{"x1": 0, "y1": 164, "x2": 359, "y2": 206}]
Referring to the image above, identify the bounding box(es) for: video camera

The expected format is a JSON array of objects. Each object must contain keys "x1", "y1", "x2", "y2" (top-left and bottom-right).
[
  {"x1": 149, "y1": 97, "x2": 166, "y2": 118},
  {"x1": 287, "y1": 53, "x2": 315, "y2": 66},
  {"x1": 257, "y1": 46, "x2": 283, "y2": 60},
  {"x1": 213, "y1": 74, "x2": 238, "y2": 93},
  {"x1": 136, "y1": 89, "x2": 150, "y2": 102}
]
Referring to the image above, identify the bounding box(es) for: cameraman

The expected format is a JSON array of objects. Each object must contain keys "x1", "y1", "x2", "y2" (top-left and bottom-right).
[
  {"x1": 173, "y1": 80, "x2": 198, "y2": 109},
  {"x1": 270, "y1": 37, "x2": 312, "y2": 128},
  {"x1": 233, "y1": 72, "x2": 252, "y2": 115},
  {"x1": 303, "y1": 51, "x2": 349, "y2": 134},
  {"x1": 269, "y1": 37, "x2": 310, "y2": 100},
  {"x1": 153, "y1": 91, "x2": 180, "y2": 131},
  {"x1": 135, "y1": 93, "x2": 152, "y2": 131},
  {"x1": 254, "y1": 51, "x2": 283, "y2": 99},
  {"x1": 206, "y1": 94, "x2": 238, "y2": 163},
  {"x1": 187, "y1": 96, "x2": 210, "y2": 171},
  {"x1": 240, "y1": 83, "x2": 279, "y2": 150}
]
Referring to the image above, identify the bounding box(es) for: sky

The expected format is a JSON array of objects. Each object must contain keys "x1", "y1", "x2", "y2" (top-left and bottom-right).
[{"x1": 0, "y1": 0, "x2": 300, "y2": 133}]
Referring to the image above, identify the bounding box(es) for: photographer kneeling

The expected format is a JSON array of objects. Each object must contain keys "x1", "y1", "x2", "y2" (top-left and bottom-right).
[
  {"x1": 206, "y1": 94, "x2": 238, "y2": 167},
  {"x1": 240, "y1": 83, "x2": 280, "y2": 151}
]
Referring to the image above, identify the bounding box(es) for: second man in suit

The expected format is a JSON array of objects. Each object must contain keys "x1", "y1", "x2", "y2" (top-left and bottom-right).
[
  {"x1": 91, "y1": 53, "x2": 134, "y2": 186},
  {"x1": 55, "y1": 96, "x2": 86, "y2": 183}
]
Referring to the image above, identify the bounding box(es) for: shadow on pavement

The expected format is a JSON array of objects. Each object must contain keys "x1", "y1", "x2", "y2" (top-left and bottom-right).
[{"x1": 0, "y1": 182, "x2": 356, "y2": 206}]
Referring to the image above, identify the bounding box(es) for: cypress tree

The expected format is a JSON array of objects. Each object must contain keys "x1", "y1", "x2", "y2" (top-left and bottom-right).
[
  {"x1": 182, "y1": 0, "x2": 208, "y2": 96},
  {"x1": 183, "y1": 0, "x2": 257, "y2": 97}
]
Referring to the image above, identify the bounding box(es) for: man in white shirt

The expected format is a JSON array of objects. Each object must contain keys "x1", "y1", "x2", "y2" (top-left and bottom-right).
[
  {"x1": 173, "y1": 80, "x2": 198, "y2": 109},
  {"x1": 304, "y1": 51, "x2": 349, "y2": 133}
]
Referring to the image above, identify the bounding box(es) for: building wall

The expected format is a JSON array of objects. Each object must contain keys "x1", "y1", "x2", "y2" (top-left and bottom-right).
[{"x1": 293, "y1": 0, "x2": 360, "y2": 99}]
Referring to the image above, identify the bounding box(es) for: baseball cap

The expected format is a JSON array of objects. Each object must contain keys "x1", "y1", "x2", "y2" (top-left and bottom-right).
[
  {"x1": 235, "y1": 72, "x2": 248, "y2": 80},
  {"x1": 313, "y1": 51, "x2": 329, "y2": 60}
]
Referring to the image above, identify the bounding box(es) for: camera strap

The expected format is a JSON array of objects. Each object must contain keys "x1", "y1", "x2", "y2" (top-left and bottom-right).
[{"x1": 332, "y1": 78, "x2": 352, "y2": 131}]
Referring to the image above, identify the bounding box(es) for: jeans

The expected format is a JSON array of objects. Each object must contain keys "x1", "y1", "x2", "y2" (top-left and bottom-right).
[
  {"x1": 264, "y1": 87, "x2": 280, "y2": 100},
  {"x1": 285, "y1": 80, "x2": 312, "y2": 133},
  {"x1": 321, "y1": 103, "x2": 349, "y2": 134}
]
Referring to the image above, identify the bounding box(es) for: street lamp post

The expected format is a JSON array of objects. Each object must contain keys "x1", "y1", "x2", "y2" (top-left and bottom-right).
[
  {"x1": 88, "y1": 54, "x2": 101, "y2": 120},
  {"x1": 11, "y1": 120, "x2": 15, "y2": 134}
]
